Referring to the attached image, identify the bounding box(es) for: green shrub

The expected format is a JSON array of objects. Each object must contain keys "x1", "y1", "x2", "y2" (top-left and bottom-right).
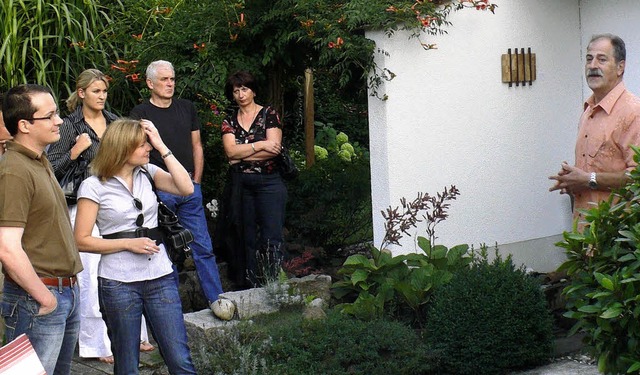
[
  {"x1": 263, "y1": 310, "x2": 436, "y2": 375},
  {"x1": 555, "y1": 146, "x2": 640, "y2": 374},
  {"x1": 191, "y1": 323, "x2": 270, "y2": 375},
  {"x1": 425, "y1": 249, "x2": 554, "y2": 375},
  {"x1": 192, "y1": 308, "x2": 437, "y2": 375}
]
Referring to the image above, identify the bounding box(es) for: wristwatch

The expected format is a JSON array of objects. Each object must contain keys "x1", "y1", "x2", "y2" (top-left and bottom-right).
[{"x1": 589, "y1": 172, "x2": 598, "y2": 190}]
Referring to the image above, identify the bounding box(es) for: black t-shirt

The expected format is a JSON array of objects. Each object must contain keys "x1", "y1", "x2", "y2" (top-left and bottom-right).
[{"x1": 130, "y1": 99, "x2": 199, "y2": 173}]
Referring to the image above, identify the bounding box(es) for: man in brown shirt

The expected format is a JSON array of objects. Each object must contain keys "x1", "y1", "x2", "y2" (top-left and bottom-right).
[{"x1": 0, "y1": 85, "x2": 83, "y2": 375}]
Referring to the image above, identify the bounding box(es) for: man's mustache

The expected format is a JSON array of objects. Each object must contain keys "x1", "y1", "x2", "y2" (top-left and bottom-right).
[{"x1": 587, "y1": 69, "x2": 603, "y2": 77}]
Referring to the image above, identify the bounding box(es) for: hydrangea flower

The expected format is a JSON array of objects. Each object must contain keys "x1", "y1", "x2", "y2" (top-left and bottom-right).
[
  {"x1": 336, "y1": 132, "x2": 349, "y2": 146},
  {"x1": 338, "y1": 149, "x2": 352, "y2": 162},
  {"x1": 314, "y1": 145, "x2": 328, "y2": 160},
  {"x1": 340, "y1": 142, "x2": 355, "y2": 156}
]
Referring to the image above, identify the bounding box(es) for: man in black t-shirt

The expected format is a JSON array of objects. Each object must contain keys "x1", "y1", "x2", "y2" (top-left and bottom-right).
[{"x1": 131, "y1": 60, "x2": 223, "y2": 307}]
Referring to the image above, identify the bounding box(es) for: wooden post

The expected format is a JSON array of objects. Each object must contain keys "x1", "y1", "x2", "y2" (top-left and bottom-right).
[{"x1": 304, "y1": 68, "x2": 315, "y2": 167}]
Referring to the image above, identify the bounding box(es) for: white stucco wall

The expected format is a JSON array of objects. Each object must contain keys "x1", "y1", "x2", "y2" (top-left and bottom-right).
[
  {"x1": 367, "y1": 0, "x2": 582, "y2": 271},
  {"x1": 368, "y1": 0, "x2": 640, "y2": 271},
  {"x1": 580, "y1": 0, "x2": 640, "y2": 96}
]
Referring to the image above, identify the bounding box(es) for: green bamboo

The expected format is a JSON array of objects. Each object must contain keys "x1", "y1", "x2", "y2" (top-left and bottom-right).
[{"x1": 0, "y1": 0, "x2": 112, "y2": 104}]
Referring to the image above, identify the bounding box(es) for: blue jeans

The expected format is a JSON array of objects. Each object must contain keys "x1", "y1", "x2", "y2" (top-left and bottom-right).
[
  {"x1": 0, "y1": 280, "x2": 80, "y2": 375},
  {"x1": 158, "y1": 183, "x2": 223, "y2": 302},
  {"x1": 239, "y1": 172, "x2": 287, "y2": 286},
  {"x1": 98, "y1": 274, "x2": 196, "y2": 375}
]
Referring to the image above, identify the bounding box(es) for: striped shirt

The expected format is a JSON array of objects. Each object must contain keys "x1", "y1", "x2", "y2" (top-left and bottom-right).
[{"x1": 47, "y1": 105, "x2": 118, "y2": 180}]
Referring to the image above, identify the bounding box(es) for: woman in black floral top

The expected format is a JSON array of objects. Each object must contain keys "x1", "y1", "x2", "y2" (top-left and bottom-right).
[{"x1": 221, "y1": 71, "x2": 287, "y2": 287}]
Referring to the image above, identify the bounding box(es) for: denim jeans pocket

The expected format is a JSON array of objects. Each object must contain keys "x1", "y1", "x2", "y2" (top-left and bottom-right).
[
  {"x1": 0, "y1": 291, "x2": 40, "y2": 336},
  {"x1": 4, "y1": 293, "x2": 41, "y2": 315},
  {"x1": 34, "y1": 289, "x2": 60, "y2": 317},
  {"x1": 99, "y1": 277, "x2": 123, "y2": 290},
  {"x1": 0, "y1": 295, "x2": 21, "y2": 321}
]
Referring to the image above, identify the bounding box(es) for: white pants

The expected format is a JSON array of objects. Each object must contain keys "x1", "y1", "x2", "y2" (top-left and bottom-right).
[{"x1": 69, "y1": 205, "x2": 149, "y2": 358}]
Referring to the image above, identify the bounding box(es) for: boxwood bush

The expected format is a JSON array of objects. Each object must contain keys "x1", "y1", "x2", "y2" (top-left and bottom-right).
[{"x1": 424, "y1": 251, "x2": 554, "y2": 375}]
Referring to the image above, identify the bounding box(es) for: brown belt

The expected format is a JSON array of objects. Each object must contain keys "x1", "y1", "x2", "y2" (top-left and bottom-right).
[{"x1": 5, "y1": 274, "x2": 77, "y2": 287}]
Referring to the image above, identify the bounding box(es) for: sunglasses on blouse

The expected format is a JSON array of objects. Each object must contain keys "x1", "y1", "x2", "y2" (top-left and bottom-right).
[{"x1": 133, "y1": 198, "x2": 144, "y2": 227}]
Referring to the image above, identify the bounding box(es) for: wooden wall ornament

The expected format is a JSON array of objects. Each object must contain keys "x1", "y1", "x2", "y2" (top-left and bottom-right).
[{"x1": 501, "y1": 47, "x2": 536, "y2": 87}]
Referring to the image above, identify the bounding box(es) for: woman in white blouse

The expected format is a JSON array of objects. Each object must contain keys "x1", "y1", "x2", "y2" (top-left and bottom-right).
[{"x1": 74, "y1": 118, "x2": 196, "y2": 374}]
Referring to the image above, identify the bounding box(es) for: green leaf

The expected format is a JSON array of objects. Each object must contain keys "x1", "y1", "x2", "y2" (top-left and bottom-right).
[
  {"x1": 598, "y1": 352, "x2": 608, "y2": 373},
  {"x1": 618, "y1": 230, "x2": 637, "y2": 241},
  {"x1": 626, "y1": 361, "x2": 640, "y2": 373},
  {"x1": 578, "y1": 305, "x2": 602, "y2": 313},
  {"x1": 343, "y1": 254, "x2": 374, "y2": 269},
  {"x1": 595, "y1": 272, "x2": 615, "y2": 291},
  {"x1": 417, "y1": 236, "x2": 431, "y2": 255},
  {"x1": 563, "y1": 232, "x2": 586, "y2": 241},
  {"x1": 590, "y1": 291, "x2": 612, "y2": 299},
  {"x1": 617, "y1": 253, "x2": 637, "y2": 263},
  {"x1": 600, "y1": 306, "x2": 623, "y2": 319},
  {"x1": 431, "y1": 245, "x2": 447, "y2": 259},
  {"x1": 350, "y1": 269, "x2": 370, "y2": 287}
]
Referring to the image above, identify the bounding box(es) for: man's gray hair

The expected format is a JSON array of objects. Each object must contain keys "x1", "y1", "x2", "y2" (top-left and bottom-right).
[
  {"x1": 146, "y1": 60, "x2": 175, "y2": 81},
  {"x1": 590, "y1": 33, "x2": 626, "y2": 63}
]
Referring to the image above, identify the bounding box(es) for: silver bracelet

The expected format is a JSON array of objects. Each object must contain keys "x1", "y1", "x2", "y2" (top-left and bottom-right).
[
  {"x1": 161, "y1": 150, "x2": 173, "y2": 159},
  {"x1": 251, "y1": 143, "x2": 256, "y2": 152}
]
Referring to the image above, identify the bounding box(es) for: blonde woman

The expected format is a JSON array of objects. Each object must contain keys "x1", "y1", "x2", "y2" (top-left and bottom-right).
[
  {"x1": 74, "y1": 118, "x2": 196, "y2": 374},
  {"x1": 48, "y1": 69, "x2": 153, "y2": 364}
]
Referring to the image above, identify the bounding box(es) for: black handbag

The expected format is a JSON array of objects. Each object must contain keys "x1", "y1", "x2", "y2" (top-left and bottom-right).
[
  {"x1": 58, "y1": 121, "x2": 92, "y2": 205},
  {"x1": 278, "y1": 145, "x2": 298, "y2": 181},
  {"x1": 59, "y1": 156, "x2": 90, "y2": 205},
  {"x1": 58, "y1": 123, "x2": 91, "y2": 206},
  {"x1": 141, "y1": 167, "x2": 193, "y2": 264}
]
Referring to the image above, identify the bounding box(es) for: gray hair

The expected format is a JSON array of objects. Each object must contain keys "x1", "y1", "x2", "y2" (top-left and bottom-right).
[
  {"x1": 589, "y1": 33, "x2": 626, "y2": 63},
  {"x1": 145, "y1": 60, "x2": 175, "y2": 81}
]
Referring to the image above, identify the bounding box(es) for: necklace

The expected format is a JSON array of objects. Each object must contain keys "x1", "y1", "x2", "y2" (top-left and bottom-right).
[{"x1": 238, "y1": 105, "x2": 258, "y2": 130}]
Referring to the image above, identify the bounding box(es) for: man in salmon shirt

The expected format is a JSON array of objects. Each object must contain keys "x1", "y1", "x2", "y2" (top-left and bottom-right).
[{"x1": 550, "y1": 33, "x2": 640, "y2": 230}]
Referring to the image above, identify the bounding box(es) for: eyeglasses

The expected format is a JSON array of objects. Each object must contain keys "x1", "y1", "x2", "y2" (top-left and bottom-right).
[
  {"x1": 26, "y1": 110, "x2": 61, "y2": 122},
  {"x1": 133, "y1": 198, "x2": 144, "y2": 227}
]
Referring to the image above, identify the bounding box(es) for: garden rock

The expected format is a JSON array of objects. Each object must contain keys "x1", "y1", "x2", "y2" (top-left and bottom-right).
[
  {"x1": 220, "y1": 287, "x2": 280, "y2": 320},
  {"x1": 286, "y1": 274, "x2": 332, "y2": 302},
  {"x1": 303, "y1": 305, "x2": 327, "y2": 320},
  {"x1": 183, "y1": 308, "x2": 240, "y2": 345}
]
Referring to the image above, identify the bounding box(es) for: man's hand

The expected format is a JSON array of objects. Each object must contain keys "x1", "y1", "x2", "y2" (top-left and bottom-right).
[
  {"x1": 37, "y1": 290, "x2": 58, "y2": 316},
  {"x1": 549, "y1": 161, "x2": 589, "y2": 194}
]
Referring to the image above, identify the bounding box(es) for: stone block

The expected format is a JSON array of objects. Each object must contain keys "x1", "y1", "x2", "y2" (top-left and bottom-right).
[
  {"x1": 183, "y1": 275, "x2": 332, "y2": 343},
  {"x1": 219, "y1": 288, "x2": 279, "y2": 320},
  {"x1": 184, "y1": 309, "x2": 240, "y2": 344},
  {"x1": 286, "y1": 274, "x2": 332, "y2": 302}
]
